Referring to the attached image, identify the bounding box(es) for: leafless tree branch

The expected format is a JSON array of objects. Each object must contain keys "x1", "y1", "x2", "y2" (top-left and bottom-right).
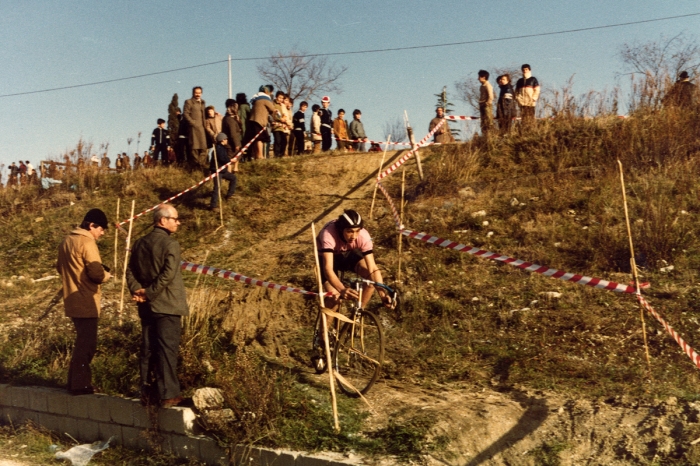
[{"x1": 257, "y1": 49, "x2": 348, "y2": 102}]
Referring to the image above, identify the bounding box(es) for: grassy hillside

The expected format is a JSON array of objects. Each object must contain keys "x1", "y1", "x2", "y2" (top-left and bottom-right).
[{"x1": 1, "y1": 107, "x2": 700, "y2": 462}]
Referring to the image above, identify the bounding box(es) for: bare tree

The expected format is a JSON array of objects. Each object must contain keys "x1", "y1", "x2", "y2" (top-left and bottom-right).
[
  {"x1": 455, "y1": 66, "x2": 522, "y2": 113},
  {"x1": 257, "y1": 49, "x2": 348, "y2": 102},
  {"x1": 618, "y1": 33, "x2": 700, "y2": 109},
  {"x1": 382, "y1": 117, "x2": 408, "y2": 149},
  {"x1": 619, "y1": 33, "x2": 700, "y2": 81}
]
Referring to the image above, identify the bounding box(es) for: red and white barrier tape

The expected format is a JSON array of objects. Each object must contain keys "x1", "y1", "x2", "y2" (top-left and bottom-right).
[
  {"x1": 377, "y1": 119, "x2": 444, "y2": 180},
  {"x1": 116, "y1": 127, "x2": 265, "y2": 227},
  {"x1": 401, "y1": 229, "x2": 636, "y2": 293},
  {"x1": 335, "y1": 137, "x2": 412, "y2": 147},
  {"x1": 376, "y1": 166, "x2": 633, "y2": 293},
  {"x1": 638, "y1": 294, "x2": 700, "y2": 370},
  {"x1": 181, "y1": 261, "x2": 333, "y2": 297},
  {"x1": 376, "y1": 182, "x2": 403, "y2": 229},
  {"x1": 445, "y1": 115, "x2": 480, "y2": 121}
]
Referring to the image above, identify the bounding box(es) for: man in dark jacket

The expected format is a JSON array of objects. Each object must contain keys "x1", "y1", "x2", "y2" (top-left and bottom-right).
[
  {"x1": 496, "y1": 74, "x2": 516, "y2": 134},
  {"x1": 127, "y1": 205, "x2": 189, "y2": 408},
  {"x1": 209, "y1": 133, "x2": 237, "y2": 209},
  {"x1": 663, "y1": 71, "x2": 697, "y2": 109}
]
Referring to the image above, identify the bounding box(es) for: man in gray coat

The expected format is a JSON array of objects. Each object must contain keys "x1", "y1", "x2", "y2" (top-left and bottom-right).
[
  {"x1": 183, "y1": 86, "x2": 208, "y2": 171},
  {"x1": 127, "y1": 205, "x2": 189, "y2": 408}
]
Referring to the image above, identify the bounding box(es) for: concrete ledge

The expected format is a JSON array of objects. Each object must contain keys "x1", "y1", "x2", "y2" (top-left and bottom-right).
[{"x1": 0, "y1": 385, "x2": 365, "y2": 465}]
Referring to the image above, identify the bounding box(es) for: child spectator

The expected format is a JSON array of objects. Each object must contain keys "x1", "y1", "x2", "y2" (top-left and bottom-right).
[
  {"x1": 496, "y1": 74, "x2": 516, "y2": 134},
  {"x1": 333, "y1": 109, "x2": 349, "y2": 152},
  {"x1": 272, "y1": 91, "x2": 290, "y2": 158},
  {"x1": 293, "y1": 101, "x2": 308, "y2": 155},
  {"x1": 204, "y1": 106, "x2": 223, "y2": 151},
  {"x1": 311, "y1": 104, "x2": 322, "y2": 154},
  {"x1": 478, "y1": 70, "x2": 494, "y2": 136},
  {"x1": 151, "y1": 119, "x2": 169, "y2": 164},
  {"x1": 515, "y1": 64, "x2": 540, "y2": 127},
  {"x1": 348, "y1": 110, "x2": 368, "y2": 152}
]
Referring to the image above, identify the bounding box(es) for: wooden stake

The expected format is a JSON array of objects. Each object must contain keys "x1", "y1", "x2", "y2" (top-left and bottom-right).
[
  {"x1": 404, "y1": 111, "x2": 424, "y2": 181},
  {"x1": 213, "y1": 151, "x2": 224, "y2": 231},
  {"x1": 617, "y1": 160, "x2": 652, "y2": 377},
  {"x1": 113, "y1": 197, "x2": 120, "y2": 280},
  {"x1": 311, "y1": 223, "x2": 340, "y2": 433},
  {"x1": 397, "y1": 168, "x2": 406, "y2": 283},
  {"x1": 369, "y1": 135, "x2": 391, "y2": 219},
  {"x1": 118, "y1": 200, "x2": 136, "y2": 326},
  {"x1": 194, "y1": 250, "x2": 210, "y2": 290}
]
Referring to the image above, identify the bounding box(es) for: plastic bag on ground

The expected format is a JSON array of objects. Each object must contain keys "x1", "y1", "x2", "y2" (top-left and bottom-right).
[{"x1": 54, "y1": 436, "x2": 115, "y2": 466}]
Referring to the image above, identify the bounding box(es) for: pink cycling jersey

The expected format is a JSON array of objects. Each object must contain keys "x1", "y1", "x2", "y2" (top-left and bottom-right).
[{"x1": 317, "y1": 220, "x2": 373, "y2": 255}]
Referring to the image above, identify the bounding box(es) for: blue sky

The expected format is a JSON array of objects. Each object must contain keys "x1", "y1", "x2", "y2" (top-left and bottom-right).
[{"x1": 0, "y1": 1, "x2": 698, "y2": 171}]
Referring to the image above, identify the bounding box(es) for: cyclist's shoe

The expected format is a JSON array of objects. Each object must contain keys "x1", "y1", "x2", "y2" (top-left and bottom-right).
[{"x1": 311, "y1": 354, "x2": 327, "y2": 374}]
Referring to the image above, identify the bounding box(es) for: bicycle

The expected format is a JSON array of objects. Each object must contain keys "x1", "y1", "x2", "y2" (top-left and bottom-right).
[{"x1": 311, "y1": 276, "x2": 398, "y2": 396}]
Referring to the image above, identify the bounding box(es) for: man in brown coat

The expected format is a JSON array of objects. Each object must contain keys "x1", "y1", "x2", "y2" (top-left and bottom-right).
[
  {"x1": 57, "y1": 208, "x2": 112, "y2": 395},
  {"x1": 183, "y1": 86, "x2": 208, "y2": 170},
  {"x1": 429, "y1": 107, "x2": 455, "y2": 144}
]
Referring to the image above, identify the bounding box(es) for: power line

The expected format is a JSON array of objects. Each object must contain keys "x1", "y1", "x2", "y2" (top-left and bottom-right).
[{"x1": 1, "y1": 12, "x2": 698, "y2": 99}]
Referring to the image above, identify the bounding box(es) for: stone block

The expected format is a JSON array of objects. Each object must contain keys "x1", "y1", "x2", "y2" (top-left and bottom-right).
[
  {"x1": 158, "y1": 406, "x2": 197, "y2": 435},
  {"x1": 108, "y1": 396, "x2": 140, "y2": 426},
  {"x1": 77, "y1": 418, "x2": 100, "y2": 443},
  {"x1": 98, "y1": 422, "x2": 123, "y2": 446},
  {"x1": 58, "y1": 415, "x2": 79, "y2": 438},
  {"x1": 170, "y1": 434, "x2": 201, "y2": 459},
  {"x1": 85, "y1": 394, "x2": 111, "y2": 422},
  {"x1": 274, "y1": 450, "x2": 301, "y2": 466},
  {"x1": 131, "y1": 403, "x2": 153, "y2": 429},
  {"x1": 3, "y1": 407, "x2": 28, "y2": 425},
  {"x1": 46, "y1": 388, "x2": 70, "y2": 415},
  {"x1": 65, "y1": 393, "x2": 90, "y2": 419},
  {"x1": 121, "y1": 425, "x2": 151, "y2": 451},
  {"x1": 198, "y1": 437, "x2": 229, "y2": 466},
  {"x1": 9, "y1": 386, "x2": 31, "y2": 409},
  {"x1": 28, "y1": 387, "x2": 48, "y2": 412},
  {"x1": 36, "y1": 411, "x2": 62, "y2": 433},
  {"x1": 0, "y1": 384, "x2": 10, "y2": 406}
]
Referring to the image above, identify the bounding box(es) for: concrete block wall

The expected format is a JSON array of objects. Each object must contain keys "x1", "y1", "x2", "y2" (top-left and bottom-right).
[{"x1": 0, "y1": 384, "x2": 363, "y2": 465}]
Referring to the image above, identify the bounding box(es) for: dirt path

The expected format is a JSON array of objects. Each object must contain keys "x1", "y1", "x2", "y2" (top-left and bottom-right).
[{"x1": 212, "y1": 149, "x2": 700, "y2": 464}]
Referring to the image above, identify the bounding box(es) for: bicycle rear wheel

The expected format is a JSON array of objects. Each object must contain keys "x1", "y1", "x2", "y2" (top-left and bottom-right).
[{"x1": 333, "y1": 310, "x2": 384, "y2": 396}]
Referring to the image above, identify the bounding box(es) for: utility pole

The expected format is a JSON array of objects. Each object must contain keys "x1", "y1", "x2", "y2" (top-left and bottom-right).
[{"x1": 228, "y1": 55, "x2": 232, "y2": 99}]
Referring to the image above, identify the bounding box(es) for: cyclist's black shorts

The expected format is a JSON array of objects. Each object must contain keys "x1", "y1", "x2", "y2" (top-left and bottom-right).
[{"x1": 319, "y1": 249, "x2": 366, "y2": 282}]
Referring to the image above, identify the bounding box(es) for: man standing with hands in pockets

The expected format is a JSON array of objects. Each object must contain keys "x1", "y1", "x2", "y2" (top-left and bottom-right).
[{"x1": 127, "y1": 205, "x2": 189, "y2": 408}]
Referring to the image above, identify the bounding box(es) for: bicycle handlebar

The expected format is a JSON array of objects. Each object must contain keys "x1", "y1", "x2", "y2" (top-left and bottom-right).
[{"x1": 345, "y1": 277, "x2": 396, "y2": 295}]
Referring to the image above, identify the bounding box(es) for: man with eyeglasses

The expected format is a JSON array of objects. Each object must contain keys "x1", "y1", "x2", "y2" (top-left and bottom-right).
[{"x1": 127, "y1": 205, "x2": 189, "y2": 408}]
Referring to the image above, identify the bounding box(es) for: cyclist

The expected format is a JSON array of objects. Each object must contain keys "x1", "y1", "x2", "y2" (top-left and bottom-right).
[{"x1": 316, "y1": 209, "x2": 393, "y2": 311}]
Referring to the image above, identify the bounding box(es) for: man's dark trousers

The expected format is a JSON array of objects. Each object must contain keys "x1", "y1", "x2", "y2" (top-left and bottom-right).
[
  {"x1": 210, "y1": 171, "x2": 237, "y2": 208},
  {"x1": 68, "y1": 317, "x2": 98, "y2": 391},
  {"x1": 153, "y1": 144, "x2": 168, "y2": 163},
  {"x1": 139, "y1": 308, "x2": 181, "y2": 400}
]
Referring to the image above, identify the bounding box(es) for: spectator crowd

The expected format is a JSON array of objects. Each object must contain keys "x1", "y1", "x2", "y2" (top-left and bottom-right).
[{"x1": 6, "y1": 64, "x2": 697, "y2": 187}]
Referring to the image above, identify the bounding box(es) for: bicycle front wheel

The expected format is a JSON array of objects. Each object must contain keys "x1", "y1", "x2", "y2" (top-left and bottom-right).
[{"x1": 333, "y1": 310, "x2": 384, "y2": 396}]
